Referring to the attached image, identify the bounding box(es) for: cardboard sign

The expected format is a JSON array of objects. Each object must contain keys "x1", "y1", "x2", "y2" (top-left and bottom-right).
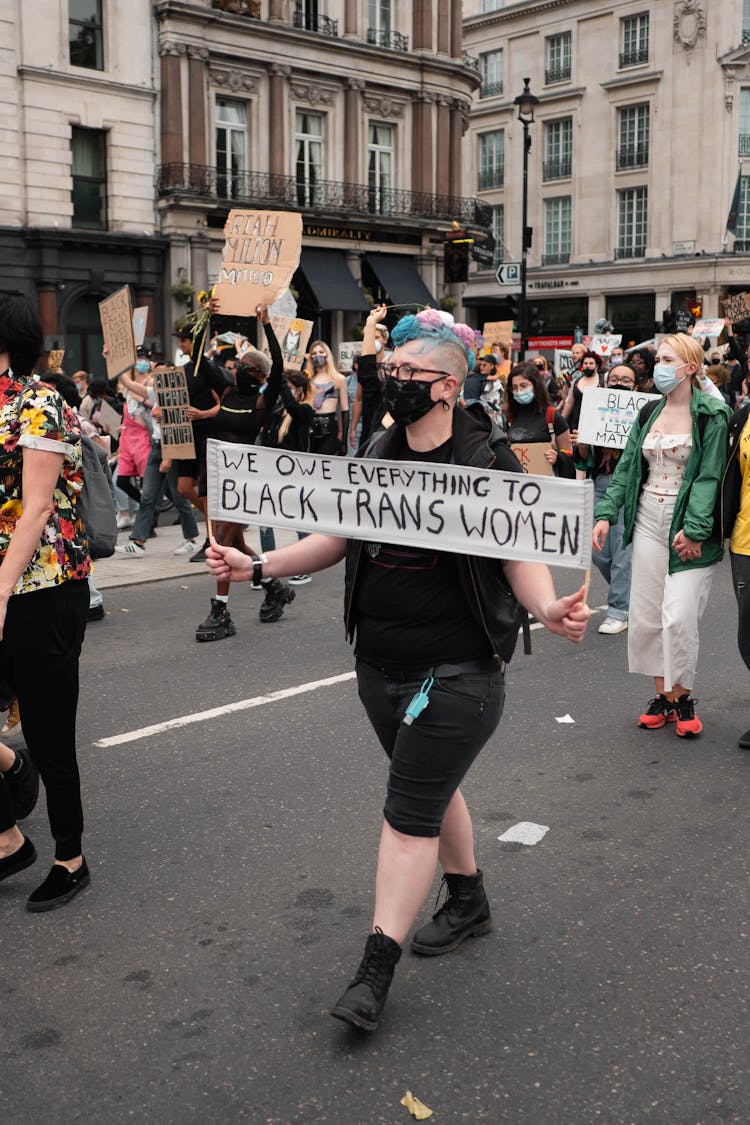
[
  {"x1": 690, "y1": 319, "x2": 728, "y2": 343},
  {"x1": 510, "y1": 442, "x2": 554, "y2": 476},
  {"x1": 721, "y1": 293, "x2": 750, "y2": 324},
  {"x1": 554, "y1": 350, "x2": 578, "y2": 382},
  {"x1": 133, "y1": 306, "x2": 149, "y2": 347},
  {"x1": 262, "y1": 316, "x2": 313, "y2": 372},
  {"x1": 47, "y1": 349, "x2": 65, "y2": 371},
  {"x1": 206, "y1": 440, "x2": 594, "y2": 567},
  {"x1": 97, "y1": 399, "x2": 122, "y2": 440},
  {"x1": 213, "y1": 209, "x2": 303, "y2": 317},
  {"x1": 99, "y1": 286, "x2": 136, "y2": 380},
  {"x1": 152, "y1": 367, "x2": 196, "y2": 459},
  {"x1": 577, "y1": 386, "x2": 660, "y2": 450},
  {"x1": 482, "y1": 321, "x2": 514, "y2": 348},
  {"x1": 339, "y1": 341, "x2": 363, "y2": 373},
  {"x1": 589, "y1": 334, "x2": 622, "y2": 357}
]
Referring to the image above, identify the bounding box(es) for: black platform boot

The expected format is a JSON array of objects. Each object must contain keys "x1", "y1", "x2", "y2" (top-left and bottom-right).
[
  {"x1": 330, "y1": 928, "x2": 402, "y2": 1031},
  {"x1": 410, "y1": 869, "x2": 492, "y2": 956}
]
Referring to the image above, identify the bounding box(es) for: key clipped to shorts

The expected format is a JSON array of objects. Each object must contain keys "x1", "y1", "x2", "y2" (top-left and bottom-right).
[{"x1": 403, "y1": 677, "x2": 434, "y2": 726}]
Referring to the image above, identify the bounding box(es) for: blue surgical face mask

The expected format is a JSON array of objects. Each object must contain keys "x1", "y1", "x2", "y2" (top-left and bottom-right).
[
  {"x1": 513, "y1": 388, "x2": 535, "y2": 406},
  {"x1": 653, "y1": 361, "x2": 688, "y2": 395},
  {"x1": 135, "y1": 359, "x2": 150, "y2": 374}
]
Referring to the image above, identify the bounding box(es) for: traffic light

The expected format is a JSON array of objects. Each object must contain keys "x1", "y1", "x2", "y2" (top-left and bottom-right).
[
  {"x1": 529, "y1": 305, "x2": 544, "y2": 334},
  {"x1": 688, "y1": 300, "x2": 702, "y2": 319},
  {"x1": 506, "y1": 294, "x2": 520, "y2": 328}
]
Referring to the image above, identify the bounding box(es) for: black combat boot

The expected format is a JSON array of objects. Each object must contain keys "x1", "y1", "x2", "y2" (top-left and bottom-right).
[
  {"x1": 410, "y1": 869, "x2": 492, "y2": 956},
  {"x1": 195, "y1": 597, "x2": 236, "y2": 642},
  {"x1": 258, "y1": 578, "x2": 295, "y2": 623},
  {"x1": 330, "y1": 928, "x2": 402, "y2": 1031}
]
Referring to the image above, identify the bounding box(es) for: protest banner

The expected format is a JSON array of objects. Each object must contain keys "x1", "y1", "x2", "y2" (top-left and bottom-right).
[
  {"x1": 99, "y1": 286, "x2": 136, "y2": 380},
  {"x1": 262, "y1": 315, "x2": 313, "y2": 371},
  {"x1": 554, "y1": 349, "x2": 578, "y2": 382},
  {"x1": 98, "y1": 399, "x2": 122, "y2": 440},
  {"x1": 482, "y1": 321, "x2": 514, "y2": 349},
  {"x1": 589, "y1": 334, "x2": 622, "y2": 357},
  {"x1": 690, "y1": 319, "x2": 727, "y2": 343},
  {"x1": 47, "y1": 349, "x2": 65, "y2": 371},
  {"x1": 510, "y1": 442, "x2": 554, "y2": 476},
  {"x1": 133, "y1": 306, "x2": 149, "y2": 347},
  {"x1": 721, "y1": 293, "x2": 750, "y2": 324},
  {"x1": 339, "y1": 341, "x2": 364, "y2": 373},
  {"x1": 212, "y1": 209, "x2": 303, "y2": 317},
  {"x1": 577, "y1": 386, "x2": 660, "y2": 450},
  {"x1": 206, "y1": 439, "x2": 594, "y2": 567},
  {"x1": 153, "y1": 367, "x2": 196, "y2": 459}
]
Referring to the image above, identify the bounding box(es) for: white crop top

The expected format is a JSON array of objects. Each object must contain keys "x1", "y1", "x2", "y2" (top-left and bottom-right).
[{"x1": 642, "y1": 430, "x2": 692, "y2": 497}]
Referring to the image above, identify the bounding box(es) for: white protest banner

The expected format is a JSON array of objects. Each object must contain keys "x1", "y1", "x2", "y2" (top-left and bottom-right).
[
  {"x1": 206, "y1": 440, "x2": 594, "y2": 567},
  {"x1": 590, "y1": 334, "x2": 622, "y2": 357},
  {"x1": 577, "y1": 386, "x2": 660, "y2": 450},
  {"x1": 153, "y1": 367, "x2": 196, "y2": 459},
  {"x1": 212, "y1": 209, "x2": 303, "y2": 317},
  {"x1": 262, "y1": 316, "x2": 313, "y2": 371},
  {"x1": 690, "y1": 319, "x2": 728, "y2": 343},
  {"x1": 554, "y1": 350, "x2": 577, "y2": 382},
  {"x1": 133, "y1": 306, "x2": 149, "y2": 347},
  {"x1": 339, "y1": 341, "x2": 363, "y2": 373},
  {"x1": 99, "y1": 286, "x2": 136, "y2": 380}
]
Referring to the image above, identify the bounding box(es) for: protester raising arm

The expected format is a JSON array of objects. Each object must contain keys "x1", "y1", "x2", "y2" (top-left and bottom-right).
[{"x1": 256, "y1": 304, "x2": 283, "y2": 414}]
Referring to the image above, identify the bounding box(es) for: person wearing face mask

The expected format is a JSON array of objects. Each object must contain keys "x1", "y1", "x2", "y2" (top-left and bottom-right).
[
  {"x1": 110, "y1": 351, "x2": 154, "y2": 520},
  {"x1": 505, "y1": 361, "x2": 573, "y2": 474},
  {"x1": 592, "y1": 333, "x2": 731, "y2": 737},
  {"x1": 561, "y1": 350, "x2": 602, "y2": 438},
  {"x1": 204, "y1": 307, "x2": 591, "y2": 1031},
  {"x1": 304, "y1": 340, "x2": 349, "y2": 455}
]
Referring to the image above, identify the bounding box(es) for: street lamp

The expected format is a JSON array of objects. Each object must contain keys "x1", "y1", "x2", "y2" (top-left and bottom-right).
[{"x1": 513, "y1": 77, "x2": 539, "y2": 356}]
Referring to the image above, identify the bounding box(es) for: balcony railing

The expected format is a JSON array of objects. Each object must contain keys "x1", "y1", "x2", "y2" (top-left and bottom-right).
[
  {"x1": 157, "y1": 164, "x2": 492, "y2": 227},
  {"x1": 293, "y1": 10, "x2": 338, "y2": 36},
  {"x1": 619, "y1": 47, "x2": 648, "y2": 67},
  {"x1": 477, "y1": 167, "x2": 504, "y2": 190},
  {"x1": 480, "y1": 80, "x2": 504, "y2": 98},
  {"x1": 543, "y1": 157, "x2": 572, "y2": 181},
  {"x1": 462, "y1": 51, "x2": 480, "y2": 73},
  {"x1": 615, "y1": 244, "x2": 646, "y2": 259},
  {"x1": 542, "y1": 252, "x2": 570, "y2": 265},
  {"x1": 211, "y1": 0, "x2": 260, "y2": 15},
  {"x1": 616, "y1": 143, "x2": 649, "y2": 170},
  {"x1": 366, "y1": 27, "x2": 409, "y2": 51},
  {"x1": 740, "y1": 135, "x2": 750, "y2": 156},
  {"x1": 734, "y1": 240, "x2": 750, "y2": 253},
  {"x1": 545, "y1": 65, "x2": 571, "y2": 84}
]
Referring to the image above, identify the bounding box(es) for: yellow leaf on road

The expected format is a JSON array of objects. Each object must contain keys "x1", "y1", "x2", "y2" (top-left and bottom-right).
[{"x1": 401, "y1": 1090, "x2": 433, "y2": 1120}]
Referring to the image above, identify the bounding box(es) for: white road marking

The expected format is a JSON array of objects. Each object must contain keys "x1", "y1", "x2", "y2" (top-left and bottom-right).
[
  {"x1": 498, "y1": 821, "x2": 550, "y2": 846},
  {"x1": 93, "y1": 672, "x2": 357, "y2": 748}
]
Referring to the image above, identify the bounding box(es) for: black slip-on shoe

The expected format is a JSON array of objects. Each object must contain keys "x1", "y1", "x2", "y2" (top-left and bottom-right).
[
  {"x1": 0, "y1": 837, "x2": 37, "y2": 882},
  {"x1": 27, "y1": 858, "x2": 90, "y2": 913}
]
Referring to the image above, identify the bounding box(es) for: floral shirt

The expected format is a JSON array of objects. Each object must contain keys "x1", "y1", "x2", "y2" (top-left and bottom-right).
[{"x1": 0, "y1": 371, "x2": 90, "y2": 594}]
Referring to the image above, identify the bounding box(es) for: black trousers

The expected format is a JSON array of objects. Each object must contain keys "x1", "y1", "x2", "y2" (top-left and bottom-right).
[
  {"x1": 0, "y1": 580, "x2": 88, "y2": 859},
  {"x1": 730, "y1": 551, "x2": 750, "y2": 673}
]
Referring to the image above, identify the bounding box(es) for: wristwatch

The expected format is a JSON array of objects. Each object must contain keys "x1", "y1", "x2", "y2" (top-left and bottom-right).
[{"x1": 251, "y1": 552, "x2": 268, "y2": 588}]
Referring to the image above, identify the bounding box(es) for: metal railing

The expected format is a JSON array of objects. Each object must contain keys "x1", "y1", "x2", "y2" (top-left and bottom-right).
[
  {"x1": 545, "y1": 65, "x2": 571, "y2": 84},
  {"x1": 616, "y1": 143, "x2": 649, "y2": 170},
  {"x1": 462, "y1": 51, "x2": 480, "y2": 73},
  {"x1": 619, "y1": 47, "x2": 649, "y2": 67},
  {"x1": 157, "y1": 164, "x2": 492, "y2": 227},
  {"x1": 615, "y1": 244, "x2": 646, "y2": 259},
  {"x1": 740, "y1": 135, "x2": 750, "y2": 156},
  {"x1": 542, "y1": 252, "x2": 570, "y2": 265},
  {"x1": 366, "y1": 27, "x2": 409, "y2": 51},
  {"x1": 480, "y1": 80, "x2": 504, "y2": 98},
  {"x1": 734, "y1": 240, "x2": 750, "y2": 253},
  {"x1": 543, "y1": 157, "x2": 572, "y2": 181},
  {"x1": 292, "y1": 10, "x2": 338, "y2": 35},
  {"x1": 477, "y1": 167, "x2": 504, "y2": 190}
]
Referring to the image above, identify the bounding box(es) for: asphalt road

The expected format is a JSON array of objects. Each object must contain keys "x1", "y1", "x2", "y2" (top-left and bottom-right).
[{"x1": 1, "y1": 558, "x2": 748, "y2": 1125}]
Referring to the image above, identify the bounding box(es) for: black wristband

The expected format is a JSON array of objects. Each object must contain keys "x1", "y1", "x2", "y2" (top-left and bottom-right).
[{"x1": 251, "y1": 553, "x2": 268, "y2": 588}]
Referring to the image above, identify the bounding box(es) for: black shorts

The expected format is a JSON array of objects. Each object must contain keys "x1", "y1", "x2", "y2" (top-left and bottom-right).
[{"x1": 175, "y1": 430, "x2": 208, "y2": 486}]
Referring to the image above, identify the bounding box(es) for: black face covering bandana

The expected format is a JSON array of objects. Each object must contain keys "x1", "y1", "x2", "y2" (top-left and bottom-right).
[
  {"x1": 382, "y1": 375, "x2": 445, "y2": 426},
  {"x1": 235, "y1": 367, "x2": 262, "y2": 396}
]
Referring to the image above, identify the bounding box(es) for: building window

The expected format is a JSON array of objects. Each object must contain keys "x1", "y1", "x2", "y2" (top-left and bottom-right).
[
  {"x1": 617, "y1": 186, "x2": 648, "y2": 258},
  {"x1": 216, "y1": 99, "x2": 247, "y2": 199},
  {"x1": 480, "y1": 50, "x2": 504, "y2": 98},
  {"x1": 543, "y1": 118, "x2": 572, "y2": 181},
  {"x1": 545, "y1": 32, "x2": 571, "y2": 85},
  {"x1": 734, "y1": 176, "x2": 750, "y2": 251},
  {"x1": 296, "y1": 111, "x2": 324, "y2": 207},
  {"x1": 740, "y1": 89, "x2": 750, "y2": 155},
  {"x1": 69, "y1": 0, "x2": 104, "y2": 70},
  {"x1": 617, "y1": 104, "x2": 650, "y2": 169},
  {"x1": 71, "y1": 126, "x2": 107, "y2": 229},
  {"x1": 367, "y1": 0, "x2": 407, "y2": 49},
  {"x1": 478, "y1": 130, "x2": 504, "y2": 190},
  {"x1": 620, "y1": 13, "x2": 649, "y2": 68},
  {"x1": 368, "y1": 122, "x2": 393, "y2": 214},
  {"x1": 293, "y1": 0, "x2": 338, "y2": 35},
  {"x1": 491, "y1": 204, "x2": 504, "y2": 266},
  {"x1": 744, "y1": 0, "x2": 750, "y2": 45},
  {"x1": 543, "y1": 197, "x2": 571, "y2": 265}
]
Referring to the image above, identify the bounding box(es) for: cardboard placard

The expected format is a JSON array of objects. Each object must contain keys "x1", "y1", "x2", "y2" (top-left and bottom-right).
[
  {"x1": 690, "y1": 319, "x2": 728, "y2": 343},
  {"x1": 47, "y1": 349, "x2": 65, "y2": 371},
  {"x1": 99, "y1": 286, "x2": 137, "y2": 380},
  {"x1": 482, "y1": 320, "x2": 514, "y2": 348},
  {"x1": 589, "y1": 334, "x2": 622, "y2": 357},
  {"x1": 152, "y1": 367, "x2": 196, "y2": 459},
  {"x1": 262, "y1": 316, "x2": 313, "y2": 371},
  {"x1": 133, "y1": 306, "x2": 149, "y2": 347},
  {"x1": 721, "y1": 293, "x2": 750, "y2": 324},
  {"x1": 510, "y1": 442, "x2": 554, "y2": 476},
  {"x1": 554, "y1": 350, "x2": 578, "y2": 381},
  {"x1": 339, "y1": 340, "x2": 363, "y2": 373},
  {"x1": 213, "y1": 209, "x2": 303, "y2": 317},
  {"x1": 577, "y1": 386, "x2": 660, "y2": 450},
  {"x1": 206, "y1": 440, "x2": 594, "y2": 566},
  {"x1": 97, "y1": 399, "x2": 122, "y2": 440}
]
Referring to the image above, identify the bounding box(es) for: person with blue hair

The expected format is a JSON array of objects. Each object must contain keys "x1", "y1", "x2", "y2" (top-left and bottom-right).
[{"x1": 206, "y1": 306, "x2": 591, "y2": 1030}]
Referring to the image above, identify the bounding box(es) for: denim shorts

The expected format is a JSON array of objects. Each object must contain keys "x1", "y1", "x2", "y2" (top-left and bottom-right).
[{"x1": 355, "y1": 658, "x2": 506, "y2": 838}]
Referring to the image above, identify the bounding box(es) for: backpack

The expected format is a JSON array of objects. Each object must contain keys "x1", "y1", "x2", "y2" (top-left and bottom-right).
[{"x1": 78, "y1": 433, "x2": 117, "y2": 559}]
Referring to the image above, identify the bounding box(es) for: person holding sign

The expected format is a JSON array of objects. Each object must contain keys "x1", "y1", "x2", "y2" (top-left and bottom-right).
[
  {"x1": 206, "y1": 307, "x2": 590, "y2": 1031},
  {"x1": 592, "y1": 333, "x2": 731, "y2": 738},
  {"x1": 505, "y1": 361, "x2": 573, "y2": 477},
  {"x1": 561, "y1": 350, "x2": 603, "y2": 438}
]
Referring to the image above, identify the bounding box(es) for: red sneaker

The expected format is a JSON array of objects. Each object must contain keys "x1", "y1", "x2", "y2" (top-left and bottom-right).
[
  {"x1": 674, "y1": 694, "x2": 702, "y2": 738},
  {"x1": 638, "y1": 694, "x2": 676, "y2": 729}
]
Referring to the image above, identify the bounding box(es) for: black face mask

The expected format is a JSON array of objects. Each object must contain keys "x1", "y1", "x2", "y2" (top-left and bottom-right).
[
  {"x1": 382, "y1": 375, "x2": 443, "y2": 426},
  {"x1": 235, "y1": 367, "x2": 262, "y2": 396}
]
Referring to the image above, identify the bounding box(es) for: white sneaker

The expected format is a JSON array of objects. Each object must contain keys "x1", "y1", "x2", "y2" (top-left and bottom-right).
[
  {"x1": 289, "y1": 574, "x2": 312, "y2": 585},
  {"x1": 598, "y1": 616, "x2": 628, "y2": 635},
  {"x1": 174, "y1": 538, "x2": 198, "y2": 556},
  {"x1": 116, "y1": 514, "x2": 134, "y2": 530},
  {"x1": 115, "y1": 540, "x2": 146, "y2": 557}
]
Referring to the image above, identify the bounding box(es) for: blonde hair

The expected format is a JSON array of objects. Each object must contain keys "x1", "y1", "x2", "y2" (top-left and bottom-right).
[
  {"x1": 660, "y1": 333, "x2": 704, "y2": 387},
  {"x1": 304, "y1": 340, "x2": 346, "y2": 391}
]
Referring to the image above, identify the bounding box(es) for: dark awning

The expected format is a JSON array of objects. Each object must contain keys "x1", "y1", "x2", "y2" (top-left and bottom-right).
[
  {"x1": 364, "y1": 252, "x2": 436, "y2": 310},
  {"x1": 298, "y1": 249, "x2": 369, "y2": 312}
]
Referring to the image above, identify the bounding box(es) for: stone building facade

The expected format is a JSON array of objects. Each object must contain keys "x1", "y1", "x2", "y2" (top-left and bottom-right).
[{"x1": 462, "y1": 0, "x2": 750, "y2": 345}]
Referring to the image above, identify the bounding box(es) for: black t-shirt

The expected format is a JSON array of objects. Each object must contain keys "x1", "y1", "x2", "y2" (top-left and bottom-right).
[
  {"x1": 183, "y1": 355, "x2": 231, "y2": 430},
  {"x1": 354, "y1": 433, "x2": 491, "y2": 668},
  {"x1": 506, "y1": 404, "x2": 567, "y2": 444}
]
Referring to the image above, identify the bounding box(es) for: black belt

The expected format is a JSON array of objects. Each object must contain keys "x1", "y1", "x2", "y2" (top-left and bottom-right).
[{"x1": 357, "y1": 656, "x2": 504, "y2": 682}]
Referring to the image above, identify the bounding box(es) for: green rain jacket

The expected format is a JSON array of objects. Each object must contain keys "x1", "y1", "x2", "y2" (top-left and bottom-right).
[{"x1": 593, "y1": 388, "x2": 731, "y2": 574}]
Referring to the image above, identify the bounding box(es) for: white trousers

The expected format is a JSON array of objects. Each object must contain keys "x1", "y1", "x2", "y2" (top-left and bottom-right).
[{"x1": 628, "y1": 491, "x2": 715, "y2": 692}]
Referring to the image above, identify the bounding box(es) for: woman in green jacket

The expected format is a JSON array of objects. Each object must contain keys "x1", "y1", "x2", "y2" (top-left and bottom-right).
[{"x1": 592, "y1": 333, "x2": 730, "y2": 738}]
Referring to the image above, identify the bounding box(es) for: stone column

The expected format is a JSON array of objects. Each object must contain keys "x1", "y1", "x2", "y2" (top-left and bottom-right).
[
  {"x1": 411, "y1": 93, "x2": 434, "y2": 196},
  {"x1": 450, "y1": 0, "x2": 463, "y2": 59},
  {"x1": 37, "y1": 288, "x2": 59, "y2": 338},
  {"x1": 344, "y1": 0, "x2": 358, "y2": 37},
  {"x1": 449, "y1": 100, "x2": 464, "y2": 199},
  {"x1": 268, "y1": 64, "x2": 289, "y2": 178},
  {"x1": 437, "y1": 0, "x2": 450, "y2": 54},
  {"x1": 344, "y1": 78, "x2": 363, "y2": 185},
  {"x1": 159, "y1": 43, "x2": 184, "y2": 169},
  {"x1": 268, "y1": 0, "x2": 284, "y2": 23},
  {"x1": 436, "y1": 97, "x2": 451, "y2": 197},
  {"x1": 187, "y1": 47, "x2": 208, "y2": 167},
  {"x1": 412, "y1": 0, "x2": 433, "y2": 50}
]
